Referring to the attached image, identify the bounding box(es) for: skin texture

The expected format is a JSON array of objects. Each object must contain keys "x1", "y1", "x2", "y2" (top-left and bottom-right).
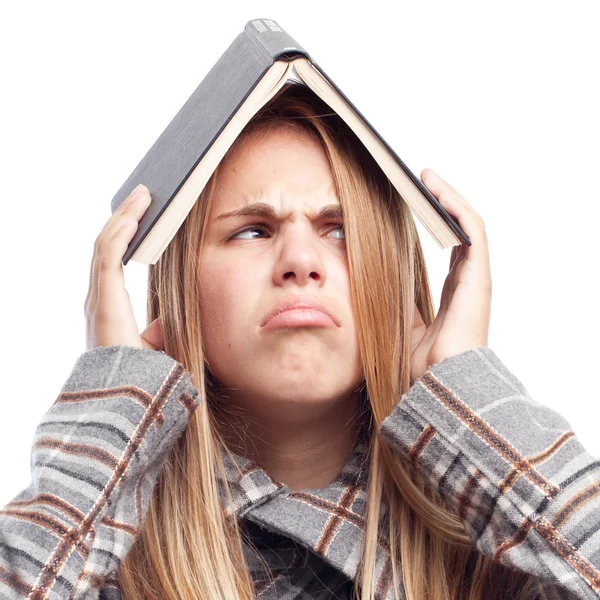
[
  {"x1": 197, "y1": 126, "x2": 365, "y2": 490},
  {"x1": 85, "y1": 125, "x2": 492, "y2": 491}
]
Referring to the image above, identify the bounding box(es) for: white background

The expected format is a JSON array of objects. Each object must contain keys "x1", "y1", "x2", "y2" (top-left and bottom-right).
[{"x1": 0, "y1": 1, "x2": 598, "y2": 507}]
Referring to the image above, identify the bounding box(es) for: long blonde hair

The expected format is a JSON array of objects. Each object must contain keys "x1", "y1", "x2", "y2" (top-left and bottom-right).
[{"x1": 117, "y1": 83, "x2": 537, "y2": 599}]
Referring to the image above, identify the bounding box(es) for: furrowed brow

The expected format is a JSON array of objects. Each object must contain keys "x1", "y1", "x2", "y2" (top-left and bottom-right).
[
  {"x1": 215, "y1": 202, "x2": 343, "y2": 221},
  {"x1": 215, "y1": 202, "x2": 277, "y2": 221},
  {"x1": 316, "y1": 204, "x2": 343, "y2": 220}
]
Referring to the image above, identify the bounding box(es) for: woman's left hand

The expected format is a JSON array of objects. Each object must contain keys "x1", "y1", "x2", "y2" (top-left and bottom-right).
[{"x1": 410, "y1": 168, "x2": 492, "y2": 383}]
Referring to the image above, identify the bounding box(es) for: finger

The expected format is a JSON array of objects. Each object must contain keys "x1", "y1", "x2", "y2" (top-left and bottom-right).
[
  {"x1": 87, "y1": 186, "x2": 151, "y2": 310},
  {"x1": 437, "y1": 192, "x2": 488, "y2": 265},
  {"x1": 420, "y1": 168, "x2": 482, "y2": 221},
  {"x1": 101, "y1": 185, "x2": 151, "y2": 241},
  {"x1": 421, "y1": 167, "x2": 459, "y2": 195},
  {"x1": 420, "y1": 168, "x2": 467, "y2": 206},
  {"x1": 87, "y1": 186, "x2": 145, "y2": 311},
  {"x1": 420, "y1": 167, "x2": 488, "y2": 264},
  {"x1": 95, "y1": 218, "x2": 139, "y2": 308}
]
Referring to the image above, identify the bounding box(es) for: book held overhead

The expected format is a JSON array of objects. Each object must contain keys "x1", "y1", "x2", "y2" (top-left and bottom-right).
[{"x1": 110, "y1": 17, "x2": 471, "y2": 266}]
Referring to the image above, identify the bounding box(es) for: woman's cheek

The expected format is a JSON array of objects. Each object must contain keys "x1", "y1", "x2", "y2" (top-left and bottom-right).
[{"x1": 200, "y1": 261, "x2": 252, "y2": 346}]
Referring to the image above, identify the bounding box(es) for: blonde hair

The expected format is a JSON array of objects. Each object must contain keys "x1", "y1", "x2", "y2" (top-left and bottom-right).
[{"x1": 117, "y1": 84, "x2": 538, "y2": 599}]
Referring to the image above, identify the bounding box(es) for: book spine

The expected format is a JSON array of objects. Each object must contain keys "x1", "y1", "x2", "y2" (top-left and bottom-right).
[
  {"x1": 244, "y1": 18, "x2": 309, "y2": 62},
  {"x1": 110, "y1": 30, "x2": 278, "y2": 215}
]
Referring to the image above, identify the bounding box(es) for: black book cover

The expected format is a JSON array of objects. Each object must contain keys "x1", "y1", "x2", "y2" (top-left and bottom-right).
[{"x1": 110, "y1": 18, "x2": 469, "y2": 265}]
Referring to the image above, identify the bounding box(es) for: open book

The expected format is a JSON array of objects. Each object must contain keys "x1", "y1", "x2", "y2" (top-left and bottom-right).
[{"x1": 110, "y1": 18, "x2": 470, "y2": 266}]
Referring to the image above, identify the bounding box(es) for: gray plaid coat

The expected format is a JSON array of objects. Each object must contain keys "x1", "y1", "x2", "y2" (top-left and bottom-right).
[{"x1": 1, "y1": 345, "x2": 599, "y2": 599}]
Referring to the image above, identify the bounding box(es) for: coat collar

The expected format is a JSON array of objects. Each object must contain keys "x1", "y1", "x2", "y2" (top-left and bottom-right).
[{"x1": 216, "y1": 423, "x2": 399, "y2": 600}]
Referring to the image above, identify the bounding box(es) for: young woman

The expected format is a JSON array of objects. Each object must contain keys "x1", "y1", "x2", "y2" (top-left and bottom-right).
[{"x1": 1, "y1": 84, "x2": 598, "y2": 600}]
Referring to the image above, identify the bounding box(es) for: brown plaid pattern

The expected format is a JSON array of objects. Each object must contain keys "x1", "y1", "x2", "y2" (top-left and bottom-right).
[{"x1": 1, "y1": 345, "x2": 598, "y2": 599}]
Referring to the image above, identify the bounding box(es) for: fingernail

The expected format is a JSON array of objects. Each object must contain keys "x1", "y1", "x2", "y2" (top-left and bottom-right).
[{"x1": 130, "y1": 184, "x2": 145, "y2": 200}]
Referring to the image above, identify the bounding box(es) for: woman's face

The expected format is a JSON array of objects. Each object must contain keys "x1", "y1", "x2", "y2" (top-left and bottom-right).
[{"x1": 198, "y1": 125, "x2": 363, "y2": 413}]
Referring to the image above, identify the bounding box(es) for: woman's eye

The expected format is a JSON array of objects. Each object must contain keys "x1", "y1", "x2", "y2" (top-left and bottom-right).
[
  {"x1": 230, "y1": 226, "x2": 270, "y2": 240},
  {"x1": 327, "y1": 225, "x2": 345, "y2": 240},
  {"x1": 229, "y1": 224, "x2": 344, "y2": 241}
]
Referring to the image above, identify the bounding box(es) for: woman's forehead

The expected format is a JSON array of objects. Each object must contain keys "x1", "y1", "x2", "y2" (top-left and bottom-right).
[{"x1": 210, "y1": 128, "x2": 340, "y2": 217}]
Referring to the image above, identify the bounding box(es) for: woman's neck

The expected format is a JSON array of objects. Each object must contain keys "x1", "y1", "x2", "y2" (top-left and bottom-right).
[{"x1": 215, "y1": 390, "x2": 364, "y2": 491}]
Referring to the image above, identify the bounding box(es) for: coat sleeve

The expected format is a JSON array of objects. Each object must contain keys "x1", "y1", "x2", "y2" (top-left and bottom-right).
[
  {"x1": 378, "y1": 346, "x2": 600, "y2": 600},
  {"x1": 0, "y1": 345, "x2": 200, "y2": 600}
]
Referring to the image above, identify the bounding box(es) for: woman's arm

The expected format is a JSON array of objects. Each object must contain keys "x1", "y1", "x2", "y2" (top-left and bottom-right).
[
  {"x1": 0, "y1": 345, "x2": 199, "y2": 599},
  {"x1": 379, "y1": 346, "x2": 600, "y2": 600}
]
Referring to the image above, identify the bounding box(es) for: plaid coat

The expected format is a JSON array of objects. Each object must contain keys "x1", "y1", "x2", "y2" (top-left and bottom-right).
[{"x1": 1, "y1": 344, "x2": 599, "y2": 599}]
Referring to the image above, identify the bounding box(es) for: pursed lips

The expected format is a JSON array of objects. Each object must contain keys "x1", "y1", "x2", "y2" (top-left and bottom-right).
[{"x1": 260, "y1": 297, "x2": 340, "y2": 329}]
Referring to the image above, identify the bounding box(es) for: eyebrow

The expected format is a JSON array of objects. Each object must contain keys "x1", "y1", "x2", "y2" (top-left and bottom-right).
[{"x1": 215, "y1": 202, "x2": 343, "y2": 222}]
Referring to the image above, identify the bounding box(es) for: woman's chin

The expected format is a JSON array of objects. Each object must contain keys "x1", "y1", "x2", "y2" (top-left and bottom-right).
[{"x1": 258, "y1": 372, "x2": 354, "y2": 405}]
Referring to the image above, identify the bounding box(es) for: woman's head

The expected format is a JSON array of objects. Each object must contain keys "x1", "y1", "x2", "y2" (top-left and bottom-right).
[
  {"x1": 118, "y1": 83, "x2": 535, "y2": 600},
  {"x1": 161, "y1": 82, "x2": 426, "y2": 443},
  {"x1": 197, "y1": 121, "x2": 363, "y2": 424}
]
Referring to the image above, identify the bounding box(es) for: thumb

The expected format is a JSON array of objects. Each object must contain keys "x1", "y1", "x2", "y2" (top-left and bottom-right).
[{"x1": 140, "y1": 316, "x2": 164, "y2": 352}]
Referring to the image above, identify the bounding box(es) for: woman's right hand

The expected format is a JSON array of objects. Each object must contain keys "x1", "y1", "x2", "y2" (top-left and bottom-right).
[{"x1": 84, "y1": 184, "x2": 165, "y2": 352}]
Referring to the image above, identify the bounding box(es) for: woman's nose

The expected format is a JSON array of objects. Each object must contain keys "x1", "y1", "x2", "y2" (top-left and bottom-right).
[{"x1": 272, "y1": 228, "x2": 326, "y2": 287}]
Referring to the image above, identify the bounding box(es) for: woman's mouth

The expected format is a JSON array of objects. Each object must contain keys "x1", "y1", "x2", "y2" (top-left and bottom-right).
[{"x1": 261, "y1": 307, "x2": 337, "y2": 330}]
